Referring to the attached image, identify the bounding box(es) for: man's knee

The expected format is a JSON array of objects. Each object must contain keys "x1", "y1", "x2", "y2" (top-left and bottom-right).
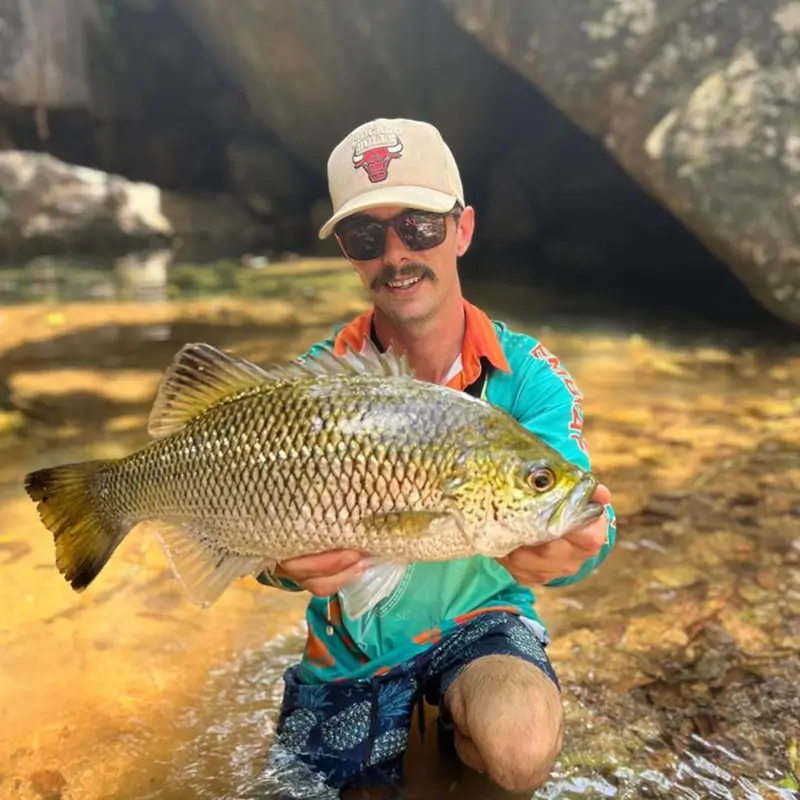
[
  {"x1": 445, "y1": 654, "x2": 564, "y2": 793},
  {"x1": 476, "y1": 716, "x2": 563, "y2": 792}
]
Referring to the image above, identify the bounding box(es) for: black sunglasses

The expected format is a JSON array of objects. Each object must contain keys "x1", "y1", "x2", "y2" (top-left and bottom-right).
[{"x1": 334, "y1": 206, "x2": 461, "y2": 261}]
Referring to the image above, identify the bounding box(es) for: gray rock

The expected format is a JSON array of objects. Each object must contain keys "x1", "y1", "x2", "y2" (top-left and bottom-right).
[
  {"x1": 0, "y1": 0, "x2": 93, "y2": 110},
  {"x1": 0, "y1": 150, "x2": 272, "y2": 256},
  {"x1": 441, "y1": 0, "x2": 800, "y2": 328},
  {"x1": 171, "y1": 0, "x2": 527, "y2": 187},
  {"x1": 0, "y1": 150, "x2": 172, "y2": 254}
]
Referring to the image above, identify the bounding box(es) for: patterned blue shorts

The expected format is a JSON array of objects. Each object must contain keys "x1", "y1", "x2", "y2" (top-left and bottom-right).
[{"x1": 266, "y1": 611, "x2": 560, "y2": 793}]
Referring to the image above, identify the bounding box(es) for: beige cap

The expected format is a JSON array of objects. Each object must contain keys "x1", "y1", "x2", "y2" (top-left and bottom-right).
[{"x1": 318, "y1": 117, "x2": 465, "y2": 239}]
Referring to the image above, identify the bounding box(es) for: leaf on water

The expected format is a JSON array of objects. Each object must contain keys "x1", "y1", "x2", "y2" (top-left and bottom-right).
[
  {"x1": 620, "y1": 614, "x2": 690, "y2": 655},
  {"x1": 744, "y1": 398, "x2": 797, "y2": 419},
  {"x1": 651, "y1": 358, "x2": 689, "y2": 377},
  {"x1": 719, "y1": 608, "x2": 772, "y2": 655},
  {"x1": 767, "y1": 366, "x2": 791, "y2": 381},
  {"x1": 738, "y1": 579, "x2": 771, "y2": 605},
  {"x1": 606, "y1": 488, "x2": 651, "y2": 516},
  {"x1": 608, "y1": 672, "x2": 659, "y2": 694},
  {"x1": 0, "y1": 410, "x2": 24, "y2": 434},
  {"x1": 692, "y1": 347, "x2": 735, "y2": 364},
  {"x1": 652, "y1": 566, "x2": 704, "y2": 589},
  {"x1": 686, "y1": 532, "x2": 754, "y2": 567},
  {"x1": 788, "y1": 735, "x2": 798, "y2": 777}
]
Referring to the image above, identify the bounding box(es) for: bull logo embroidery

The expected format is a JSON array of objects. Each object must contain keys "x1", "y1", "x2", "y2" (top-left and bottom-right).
[{"x1": 352, "y1": 134, "x2": 403, "y2": 183}]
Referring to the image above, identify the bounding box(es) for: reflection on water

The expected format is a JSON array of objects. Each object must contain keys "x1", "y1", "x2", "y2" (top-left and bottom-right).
[
  {"x1": 1, "y1": 253, "x2": 798, "y2": 799},
  {"x1": 0, "y1": 251, "x2": 368, "y2": 307}
]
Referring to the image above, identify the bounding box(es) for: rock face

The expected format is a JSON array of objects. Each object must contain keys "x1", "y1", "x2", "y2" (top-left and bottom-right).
[
  {"x1": 440, "y1": 0, "x2": 800, "y2": 328},
  {"x1": 171, "y1": 0, "x2": 530, "y2": 183},
  {"x1": 0, "y1": 0, "x2": 93, "y2": 110},
  {"x1": 0, "y1": 151, "x2": 272, "y2": 256},
  {"x1": 2, "y1": 0, "x2": 796, "y2": 327}
]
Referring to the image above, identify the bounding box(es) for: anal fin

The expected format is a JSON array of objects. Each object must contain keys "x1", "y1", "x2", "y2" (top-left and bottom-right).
[
  {"x1": 153, "y1": 520, "x2": 266, "y2": 607},
  {"x1": 338, "y1": 558, "x2": 409, "y2": 620}
]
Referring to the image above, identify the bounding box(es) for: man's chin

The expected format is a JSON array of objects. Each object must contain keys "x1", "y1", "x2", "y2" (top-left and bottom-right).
[{"x1": 374, "y1": 293, "x2": 436, "y2": 326}]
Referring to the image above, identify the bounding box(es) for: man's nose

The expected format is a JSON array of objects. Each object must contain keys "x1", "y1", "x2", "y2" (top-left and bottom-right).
[{"x1": 383, "y1": 225, "x2": 410, "y2": 262}]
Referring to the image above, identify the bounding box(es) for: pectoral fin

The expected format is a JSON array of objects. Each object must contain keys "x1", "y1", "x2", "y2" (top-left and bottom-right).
[
  {"x1": 337, "y1": 510, "x2": 459, "y2": 620},
  {"x1": 153, "y1": 520, "x2": 266, "y2": 607},
  {"x1": 363, "y1": 510, "x2": 453, "y2": 537},
  {"x1": 337, "y1": 558, "x2": 409, "y2": 620}
]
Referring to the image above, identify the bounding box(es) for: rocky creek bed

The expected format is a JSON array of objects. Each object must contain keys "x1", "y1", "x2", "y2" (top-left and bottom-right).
[{"x1": 0, "y1": 260, "x2": 798, "y2": 798}]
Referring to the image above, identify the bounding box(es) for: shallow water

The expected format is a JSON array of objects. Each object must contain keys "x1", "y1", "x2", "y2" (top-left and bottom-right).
[{"x1": 1, "y1": 254, "x2": 798, "y2": 799}]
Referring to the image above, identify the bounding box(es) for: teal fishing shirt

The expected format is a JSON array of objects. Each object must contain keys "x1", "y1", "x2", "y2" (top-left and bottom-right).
[{"x1": 257, "y1": 301, "x2": 617, "y2": 683}]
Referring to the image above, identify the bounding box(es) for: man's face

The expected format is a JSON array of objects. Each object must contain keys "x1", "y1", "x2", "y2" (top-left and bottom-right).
[{"x1": 334, "y1": 204, "x2": 475, "y2": 327}]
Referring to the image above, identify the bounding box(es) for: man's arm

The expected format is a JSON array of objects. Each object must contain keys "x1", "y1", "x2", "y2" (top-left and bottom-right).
[
  {"x1": 255, "y1": 570, "x2": 304, "y2": 592},
  {"x1": 506, "y1": 341, "x2": 616, "y2": 587}
]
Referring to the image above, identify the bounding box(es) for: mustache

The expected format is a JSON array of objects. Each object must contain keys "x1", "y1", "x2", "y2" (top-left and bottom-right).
[{"x1": 370, "y1": 262, "x2": 436, "y2": 290}]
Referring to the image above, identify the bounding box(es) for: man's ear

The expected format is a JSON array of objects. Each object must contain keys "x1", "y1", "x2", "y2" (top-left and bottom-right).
[{"x1": 456, "y1": 206, "x2": 476, "y2": 257}]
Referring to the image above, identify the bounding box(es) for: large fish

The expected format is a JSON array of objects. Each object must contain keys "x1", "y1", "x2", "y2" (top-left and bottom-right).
[{"x1": 23, "y1": 339, "x2": 604, "y2": 619}]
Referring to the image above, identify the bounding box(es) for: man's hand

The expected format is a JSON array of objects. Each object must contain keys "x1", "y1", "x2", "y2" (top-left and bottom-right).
[
  {"x1": 273, "y1": 549, "x2": 365, "y2": 596},
  {"x1": 497, "y1": 484, "x2": 613, "y2": 587}
]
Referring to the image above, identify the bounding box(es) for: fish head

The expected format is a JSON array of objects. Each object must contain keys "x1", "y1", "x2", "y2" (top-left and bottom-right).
[
  {"x1": 450, "y1": 420, "x2": 606, "y2": 555},
  {"x1": 497, "y1": 453, "x2": 603, "y2": 543}
]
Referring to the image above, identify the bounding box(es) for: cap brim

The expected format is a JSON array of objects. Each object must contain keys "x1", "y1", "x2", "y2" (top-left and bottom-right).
[{"x1": 317, "y1": 186, "x2": 457, "y2": 239}]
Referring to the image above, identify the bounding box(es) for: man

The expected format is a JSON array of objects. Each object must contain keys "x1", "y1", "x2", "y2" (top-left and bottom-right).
[{"x1": 258, "y1": 118, "x2": 616, "y2": 795}]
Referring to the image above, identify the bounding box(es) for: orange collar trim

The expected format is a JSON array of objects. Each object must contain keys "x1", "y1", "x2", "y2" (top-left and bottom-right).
[{"x1": 332, "y1": 300, "x2": 511, "y2": 391}]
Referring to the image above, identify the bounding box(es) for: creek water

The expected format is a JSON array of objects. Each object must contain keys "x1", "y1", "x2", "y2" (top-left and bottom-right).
[{"x1": 1, "y1": 254, "x2": 798, "y2": 799}]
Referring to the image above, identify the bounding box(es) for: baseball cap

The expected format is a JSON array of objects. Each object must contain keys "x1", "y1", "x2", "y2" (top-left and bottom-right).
[{"x1": 317, "y1": 117, "x2": 465, "y2": 239}]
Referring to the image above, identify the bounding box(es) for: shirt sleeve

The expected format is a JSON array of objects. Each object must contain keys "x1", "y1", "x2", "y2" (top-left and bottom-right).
[
  {"x1": 512, "y1": 339, "x2": 616, "y2": 586},
  {"x1": 255, "y1": 570, "x2": 304, "y2": 592}
]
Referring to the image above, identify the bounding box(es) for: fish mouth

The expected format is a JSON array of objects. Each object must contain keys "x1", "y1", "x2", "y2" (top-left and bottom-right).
[{"x1": 549, "y1": 473, "x2": 604, "y2": 537}]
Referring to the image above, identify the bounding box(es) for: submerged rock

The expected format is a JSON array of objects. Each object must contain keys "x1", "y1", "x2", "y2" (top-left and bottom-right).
[
  {"x1": 440, "y1": 0, "x2": 800, "y2": 328},
  {"x1": 0, "y1": 151, "x2": 273, "y2": 256}
]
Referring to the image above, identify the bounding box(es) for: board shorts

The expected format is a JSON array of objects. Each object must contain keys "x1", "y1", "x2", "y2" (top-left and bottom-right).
[{"x1": 266, "y1": 610, "x2": 560, "y2": 794}]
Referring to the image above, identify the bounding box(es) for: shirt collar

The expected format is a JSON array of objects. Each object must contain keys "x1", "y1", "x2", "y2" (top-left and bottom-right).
[{"x1": 332, "y1": 299, "x2": 511, "y2": 390}]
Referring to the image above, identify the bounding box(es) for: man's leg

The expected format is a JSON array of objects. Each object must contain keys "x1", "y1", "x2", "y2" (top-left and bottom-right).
[
  {"x1": 423, "y1": 613, "x2": 564, "y2": 794},
  {"x1": 267, "y1": 664, "x2": 417, "y2": 794},
  {"x1": 444, "y1": 653, "x2": 563, "y2": 792}
]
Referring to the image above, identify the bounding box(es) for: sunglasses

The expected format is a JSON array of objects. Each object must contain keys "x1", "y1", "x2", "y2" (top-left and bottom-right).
[{"x1": 334, "y1": 207, "x2": 460, "y2": 261}]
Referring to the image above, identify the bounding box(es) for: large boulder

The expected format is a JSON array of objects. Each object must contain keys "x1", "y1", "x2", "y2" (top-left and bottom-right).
[
  {"x1": 440, "y1": 0, "x2": 800, "y2": 328},
  {"x1": 0, "y1": 150, "x2": 273, "y2": 256},
  {"x1": 170, "y1": 0, "x2": 529, "y2": 187}
]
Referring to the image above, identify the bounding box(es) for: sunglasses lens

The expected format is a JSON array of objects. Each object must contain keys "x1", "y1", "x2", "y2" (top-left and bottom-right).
[
  {"x1": 337, "y1": 220, "x2": 386, "y2": 260},
  {"x1": 397, "y1": 212, "x2": 448, "y2": 251},
  {"x1": 336, "y1": 210, "x2": 451, "y2": 260}
]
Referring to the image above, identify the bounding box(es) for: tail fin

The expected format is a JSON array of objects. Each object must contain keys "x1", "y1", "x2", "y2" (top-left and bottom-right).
[{"x1": 23, "y1": 459, "x2": 130, "y2": 592}]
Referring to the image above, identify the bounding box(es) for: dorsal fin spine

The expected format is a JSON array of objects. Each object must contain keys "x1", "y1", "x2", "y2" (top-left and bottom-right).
[{"x1": 147, "y1": 338, "x2": 412, "y2": 439}]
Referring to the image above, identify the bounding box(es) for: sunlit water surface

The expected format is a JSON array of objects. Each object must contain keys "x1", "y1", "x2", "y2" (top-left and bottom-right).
[{"x1": 1, "y1": 254, "x2": 798, "y2": 799}]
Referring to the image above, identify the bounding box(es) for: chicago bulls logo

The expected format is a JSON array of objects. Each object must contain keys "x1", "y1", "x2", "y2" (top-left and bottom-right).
[{"x1": 352, "y1": 133, "x2": 403, "y2": 183}]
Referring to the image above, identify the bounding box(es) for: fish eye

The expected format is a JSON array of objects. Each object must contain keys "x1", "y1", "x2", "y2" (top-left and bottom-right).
[{"x1": 528, "y1": 467, "x2": 556, "y2": 493}]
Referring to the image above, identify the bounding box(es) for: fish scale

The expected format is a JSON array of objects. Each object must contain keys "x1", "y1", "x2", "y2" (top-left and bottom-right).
[
  {"x1": 97, "y1": 381, "x2": 468, "y2": 558},
  {"x1": 23, "y1": 339, "x2": 602, "y2": 620}
]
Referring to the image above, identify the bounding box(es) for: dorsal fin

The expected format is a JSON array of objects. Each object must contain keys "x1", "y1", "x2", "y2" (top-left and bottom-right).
[
  {"x1": 147, "y1": 343, "x2": 276, "y2": 439},
  {"x1": 147, "y1": 338, "x2": 413, "y2": 439},
  {"x1": 294, "y1": 337, "x2": 413, "y2": 380}
]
